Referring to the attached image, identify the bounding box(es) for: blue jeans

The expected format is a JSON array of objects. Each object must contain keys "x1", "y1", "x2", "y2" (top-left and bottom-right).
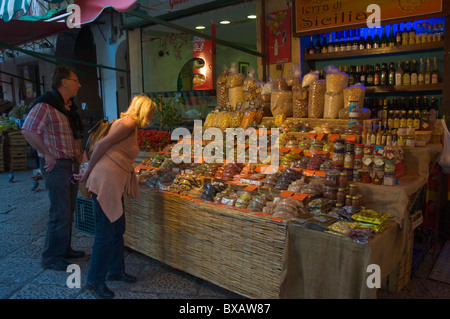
[
  {"x1": 87, "y1": 194, "x2": 125, "y2": 284},
  {"x1": 40, "y1": 158, "x2": 79, "y2": 264}
]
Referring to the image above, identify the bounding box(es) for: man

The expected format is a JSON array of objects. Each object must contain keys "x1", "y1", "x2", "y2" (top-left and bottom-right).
[{"x1": 22, "y1": 65, "x2": 85, "y2": 271}]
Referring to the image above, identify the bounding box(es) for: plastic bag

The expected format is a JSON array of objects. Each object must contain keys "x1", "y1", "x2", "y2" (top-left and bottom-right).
[
  {"x1": 437, "y1": 119, "x2": 450, "y2": 174},
  {"x1": 308, "y1": 80, "x2": 326, "y2": 118},
  {"x1": 216, "y1": 66, "x2": 229, "y2": 108},
  {"x1": 324, "y1": 65, "x2": 349, "y2": 93},
  {"x1": 324, "y1": 92, "x2": 344, "y2": 119},
  {"x1": 270, "y1": 90, "x2": 293, "y2": 117},
  {"x1": 286, "y1": 62, "x2": 302, "y2": 87},
  {"x1": 243, "y1": 67, "x2": 262, "y2": 104},
  {"x1": 343, "y1": 83, "x2": 366, "y2": 111}
]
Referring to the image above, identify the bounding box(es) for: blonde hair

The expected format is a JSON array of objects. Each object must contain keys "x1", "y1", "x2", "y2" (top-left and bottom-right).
[{"x1": 120, "y1": 94, "x2": 156, "y2": 128}]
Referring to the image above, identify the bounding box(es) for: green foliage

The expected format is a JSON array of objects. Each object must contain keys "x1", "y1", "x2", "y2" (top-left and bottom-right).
[{"x1": 153, "y1": 95, "x2": 182, "y2": 132}]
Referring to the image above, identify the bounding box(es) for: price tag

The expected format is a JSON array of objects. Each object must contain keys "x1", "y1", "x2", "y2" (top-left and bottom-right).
[
  {"x1": 292, "y1": 193, "x2": 308, "y2": 201},
  {"x1": 193, "y1": 199, "x2": 203, "y2": 203},
  {"x1": 303, "y1": 170, "x2": 315, "y2": 176},
  {"x1": 279, "y1": 190, "x2": 294, "y2": 198},
  {"x1": 328, "y1": 134, "x2": 340, "y2": 141},
  {"x1": 316, "y1": 133, "x2": 325, "y2": 140},
  {"x1": 240, "y1": 209, "x2": 251, "y2": 213},
  {"x1": 255, "y1": 212, "x2": 270, "y2": 217},
  {"x1": 292, "y1": 167, "x2": 302, "y2": 173},
  {"x1": 314, "y1": 170, "x2": 326, "y2": 177},
  {"x1": 270, "y1": 217, "x2": 283, "y2": 222},
  {"x1": 182, "y1": 196, "x2": 193, "y2": 200},
  {"x1": 306, "y1": 132, "x2": 317, "y2": 139},
  {"x1": 291, "y1": 148, "x2": 304, "y2": 154},
  {"x1": 280, "y1": 147, "x2": 291, "y2": 153},
  {"x1": 346, "y1": 134, "x2": 357, "y2": 142},
  {"x1": 244, "y1": 185, "x2": 259, "y2": 191}
]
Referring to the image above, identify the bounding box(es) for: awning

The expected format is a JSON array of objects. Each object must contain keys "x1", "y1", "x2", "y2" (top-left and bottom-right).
[{"x1": 0, "y1": 0, "x2": 137, "y2": 47}]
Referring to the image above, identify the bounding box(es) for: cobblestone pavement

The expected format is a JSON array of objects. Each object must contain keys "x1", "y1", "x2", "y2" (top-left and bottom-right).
[{"x1": 1, "y1": 168, "x2": 449, "y2": 300}]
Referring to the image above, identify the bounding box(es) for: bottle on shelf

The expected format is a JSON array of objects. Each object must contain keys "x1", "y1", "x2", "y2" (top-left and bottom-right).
[
  {"x1": 438, "y1": 23, "x2": 444, "y2": 41},
  {"x1": 393, "y1": 97, "x2": 400, "y2": 129},
  {"x1": 373, "y1": 27, "x2": 381, "y2": 48},
  {"x1": 421, "y1": 22, "x2": 428, "y2": 44},
  {"x1": 361, "y1": 121, "x2": 367, "y2": 145},
  {"x1": 355, "y1": 65, "x2": 361, "y2": 83},
  {"x1": 413, "y1": 96, "x2": 421, "y2": 130},
  {"x1": 402, "y1": 60, "x2": 411, "y2": 85},
  {"x1": 387, "y1": 99, "x2": 394, "y2": 129},
  {"x1": 328, "y1": 31, "x2": 341, "y2": 52},
  {"x1": 432, "y1": 56, "x2": 439, "y2": 84},
  {"x1": 427, "y1": 23, "x2": 433, "y2": 43},
  {"x1": 367, "y1": 65, "x2": 374, "y2": 86},
  {"x1": 392, "y1": 129, "x2": 398, "y2": 146},
  {"x1": 421, "y1": 96, "x2": 431, "y2": 131},
  {"x1": 327, "y1": 32, "x2": 334, "y2": 53},
  {"x1": 380, "y1": 63, "x2": 388, "y2": 85},
  {"x1": 396, "y1": 24, "x2": 402, "y2": 45},
  {"x1": 348, "y1": 65, "x2": 355, "y2": 86},
  {"x1": 386, "y1": 125, "x2": 393, "y2": 146},
  {"x1": 341, "y1": 31, "x2": 347, "y2": 51},
  {"x1": 314, "y1": 34, "x2": 321, "y2": 53},
  {"x1": 374, "y1": 63, "x2": 381, "y2": 86},
  {"x1": 395, "y1": 60, "x2": 403, "y2": 86},
  {"x1": 409, "y1": 22, "x2": 415, "y2": 45},
  {"x1": 388, "y1": 24, "x2": 396, "y2": 46},
  {"x1": 410, "y1": 60, "x2": 418, "y2": 85},
  {"x1": 346, "y1": 30, "x2": 352, "y2": 51},
  {"x1": 352, "y1": 29, "x2": 359, "y2": 50},
  {"x1": 370, "y1": 121, "x2": 377, "y2": 144},
  {"x1": 366, "y1": 27, "x2": 373, "y2": 49},
  {"x1": 430, "y1": 96, "x2": 438, "y2": 121},
  {"x1": 406, "y1": 99, "x2": 414, "y2": 128},
  {"x1": 425, "y1": 57, "x2": 431, "y2": 84},
  {"x1": 399, "y1": 97, "x2": 407, "y2": 128},
  {"x1": 388, "y1": 62, "x2": 396, "y2": 85},
  {"x1": 308, "y1": 35, "x2": 315, "y2": 54},
  {"x1": 418, "y1": 57, "x2": 425, "y2": 85},
  {"x1": 360, "y1": 65, "x2": 367, "y2": 86},
  {"x1": 382, "y1": 124, "x2": 388, "y2": 145},
  {"x1": 376, "y1": 121, "x2": 383, "y2": 145},
  {"x1": 381, "y1": 25, "x2": 388, "y2": 47},
  {"x1": 415, "y1": 22, "x2": 422, "y2": 44},
  {"x1": 382, "y1": 98, "x2": 389, "y2": 125},
  {"x1": 402, "y1": 23, "x2": 409, "y2": 45},
  {"x1": 432, "y1": 24, "x2": 438, "y2": 42},
  {"x1": 321, "y1": 33, "x2": 328, "y2": 53},
  {"x1": 358, "y1": 28, "x2": 366, "y2": 50}
]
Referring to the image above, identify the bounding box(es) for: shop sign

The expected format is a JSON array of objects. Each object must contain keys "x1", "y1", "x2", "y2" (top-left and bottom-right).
[
  {"x1": 294, "y1": 0, "x2": 443, "y2": 35},
  {"x1": 266, "y1": 9, "x2": 291, "y2": 65},
  {"x1": 192, "y1": 36, "x2": 214, "y2": 90}
]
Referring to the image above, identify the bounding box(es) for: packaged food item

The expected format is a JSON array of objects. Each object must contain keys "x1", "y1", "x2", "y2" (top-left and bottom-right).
[
  {"x1": 286, "y1": 63, "x2": 302, "y2": 87},
  {"x1": 324, "y1": 65, "x2": 349, "y2": 93},
  {"x1": 240, "y1": 109, "x2": 263, "y2": 128},
  {"x1": 323, "y1": 92, "x2": 344, "y2": 119},
  {"x1": 292, "y1": 86, "x2": 308, "y2": 118},
  {"x1": 270, "y1": 90, "x2": 293, "y2": 117},
  {"x1": 351, "y1": 209, "x2": 390, "y2": 225},
  {"x1": 216, "y1": 66, "x2": 229, "y2": 108},
  {"x1": 302, "y1": 70, "x2": 319, "y2": 88},
  {"x1": 227, "y1": 62, "x2": 246, "y2": 88},
  {"x1": 343, "y1": 83, "x2": 366, "y2": 111},
  {"x1": 243, "y1": 68, "x2": 263, "y2": 103},
  {"x1": 204, "y1": 111, "x2": 217, "y2": 127},
  {"x1": 308, "y1": 80, "x2": 326, "y2": 118},
  {"x1": 229, "y1": 86, "x2": 245, "y2": 109}
]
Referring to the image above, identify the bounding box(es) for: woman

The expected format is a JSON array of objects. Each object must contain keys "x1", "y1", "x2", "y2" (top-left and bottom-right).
[{"x1": 75, "y1": 94, "x2": 156, "y2": 299}]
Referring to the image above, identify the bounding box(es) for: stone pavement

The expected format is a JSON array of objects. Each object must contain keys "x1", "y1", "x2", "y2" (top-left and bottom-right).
[{"x1": 1, "y1": 168, "x2": 450, "y2": 300}]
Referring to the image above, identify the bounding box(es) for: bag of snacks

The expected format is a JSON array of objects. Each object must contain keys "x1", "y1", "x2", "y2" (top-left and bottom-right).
[
  {"x1": 292, "y1": 85, "x2": 308, "y2": 118},
  {"x1": 343, "y1": 83, "x2": 366, "y2": 111},
  {"x1": 260, "y1": 79, "x2": 273, "y2": 117},
  {"x1": 324, "y1": 91, "x2": 344, "y2": 119},
  {"x1": 204, "y1": 111, "x2": 217, "y2": 127},
  {"x1": 302, "y1": 70, "x2": 319, "y2": 88},
  {"x1": 271, "y1": 89, "x2": 293, "y2": 117},
  {"x1": 243, "y1": 68, "x2": 262, "y2": 105},
  {"x1": 240, "y1": 109, "x2": 263, "y2": 128},
  {"x1": 324, "y1": 65, "x2": 349, "y2": 93},
  {"x1": 286, "y1": 62, "x2": 302, "y2": 87},
  {"x1": 216, "y1": 66, "x2": 229, "y2": 108},
  {"x1": 227, "y1": 62, "x2": 246, "y2": 88},
  {"x1": 308, "y1": 80, "x2": 326, "y2": 118}
]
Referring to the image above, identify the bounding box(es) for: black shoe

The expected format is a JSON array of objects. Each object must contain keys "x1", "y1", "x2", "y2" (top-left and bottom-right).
[
  {"x1": 65, "y1": 249, "x2": 86, "y2": 259},
  {"x1": 86, "y1": 282, "x2": 115, "y2": 299},
  {"x1": 107, "y1": 272, "x2": 137, "y2": 283},
  {"x1": 42, "y1": 260, "x2": 71, "y2": 271}
]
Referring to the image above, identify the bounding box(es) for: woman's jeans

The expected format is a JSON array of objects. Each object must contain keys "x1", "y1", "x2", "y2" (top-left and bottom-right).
[
  {"x1": 87, "y1": 194, "x2": 125, "y2": 284},
  {"x1": 40, "y1": 158, "x2": 79, "y2": 265}
]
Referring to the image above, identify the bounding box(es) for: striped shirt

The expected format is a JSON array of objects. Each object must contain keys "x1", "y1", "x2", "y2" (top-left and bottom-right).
[{"x1": 22, "y1": 103, "x2": 81, "y2": 159}]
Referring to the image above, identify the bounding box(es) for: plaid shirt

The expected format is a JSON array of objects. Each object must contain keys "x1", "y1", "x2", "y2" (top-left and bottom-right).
[{"x1": 22, "y1": 103, "x2": 81, "y2": 159}]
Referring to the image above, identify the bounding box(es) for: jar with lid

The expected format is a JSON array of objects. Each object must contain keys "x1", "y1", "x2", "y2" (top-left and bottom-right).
[
  {"x1": 364, "y1": 144, "x2": 375, "y2": 155},
  {"x1": 323, "y1": 186, "x2": 338, "y2": 200},
  {"x1": 372, "y1": 168, "x2": 384, "y2": 185},
  {"x1": 346, "y1": 195, "x2": 353, "y2": 206},
  {"x1": 338, "y1": 172, "x2": 348, "y2": 188},
  {"x1": 332, "y1": 150, "x2": 345, "y2": 165},
  {"x1": 353, "y1": 169, "x2": 362, "y2": 182},
  {"x1": 354, "y1": 144, "x2": 364, "y2": 157},
  {"x1": 373, "y1": 156, "x2": 385, "y2": 170},
  {"x1": 383, "y1": 172, "x2": 396, "y2": 186},
  {"x1": 361, "y1": 169, "x2": 372, "y2": 183},
  {"x1": 334, "y1": 140, "x2": 344, "y2": 151},
  {"x1": 324, "y1": 170, "x2": 340, "y2": 186},
  {"x1": 348, "y1": 183, "x2": 358, "y2": 196},
  {"x1": 344, "y1": 168, "x2": 354, "y2": 180},
  {"x1": 352, "y1": 195, "x2": 363, "y2": 207},
  {"x1": 337, "y1": 188, "x2": 347, "y2": 205},
  {"x1": 344, "y1": 142, "x2": 355, "y2": 153},
  {"x1": 353, "y1": 156, "x2": 362, "y2": 169},
  {"x1": 344, "y1": 152, "x2": 354, "y2": 169}
]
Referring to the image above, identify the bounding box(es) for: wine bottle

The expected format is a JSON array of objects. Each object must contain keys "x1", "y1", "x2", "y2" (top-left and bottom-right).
[
  {"x1": 418, "y1": 58, "x2": 425, "y2": 85},
  {"x1": 374, "y1": 63, "x2": 381, "y2": 86},
  {"x1": 308, "y1": 35, "x2": 315, "y2": 54},
  {"x1": 366, "y1": 28, "x2": 373, "y2": 49},
  {"x1": 402, "y1": 23, "x2": 409, "y2": 45},
  {"x1": 373, "y1": 27, "x2": 381, "y2": 48},
  {"x1": 421, "y1": 96, "x2": 430, "y2": 131},
  {"x1": 388, "y1": 24, "x2": 396, "y2": 46},
  {"x1": 380, "y1": 63, "x2": 387, "y2": 85},
  {"x1": 431, "y1": 56, "x2": 439, "y2": 84},
  {"x1": 402, "y1": 60, "x2": 411, "y2": 85},
  {"x1": 425, "y1": 57, "x2": 431, "y2": 84},
  {"x1": 408, "y1": 22, "x2": 415, "y2": 45},
  {"x1": 396, "y1": 24, "x2": 402, "y2": 45},
  {"x1": 415, "y1": 22, "x2": 422, "y2": 44},
  {"x1": 360, "y1": 65, "x2": 367, "y2": 86},
  {"x1": 358, "y1": 28, "x2": 366, "y2": 50},
  {"x1": 430, "y1": 96, "x2": 438, "y2": 121},
  {"x1": 421, "y1": 22, "x2": 428, "y2": 44},
  {"x1": 321, "y1": 33, "x2": 328, "y2": 53},
  {"x1": 395, "y1": 61, "x2": 403, "y2": 86},
  {"x1": 413, "y1": 96, "x2": 421, "y2": 130},
  {"x1": 334, "y1": 31, "x2": 341, "y2": 52},
  {"x1": 346, "y1": 30, "x2": 352, "y2": 51},
  {"x1": 410, "y1": 60, "x2": 418, "y2": 85},
  {"x1": 352, "y1": 29, "x2": 359, "y2": 50},
  {"x1": 381, "y1": 25, "x2": 388, "y2": 47},
  {"x1": 388, "y1": 62, "x2": 396, "y2": 85}
]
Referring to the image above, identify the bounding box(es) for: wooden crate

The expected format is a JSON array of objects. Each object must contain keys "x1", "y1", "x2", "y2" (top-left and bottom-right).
[
  {"x1": 124, "y1": 188, "x2": 288, "y2": 299},
  {"x1": 5, "y1": 130, "x2": 27, "y2": 171}
]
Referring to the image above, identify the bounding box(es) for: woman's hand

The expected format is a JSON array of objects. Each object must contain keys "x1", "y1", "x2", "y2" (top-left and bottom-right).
[{"x1": 73, "y1": 168, "x2": 89, "y2": 182}]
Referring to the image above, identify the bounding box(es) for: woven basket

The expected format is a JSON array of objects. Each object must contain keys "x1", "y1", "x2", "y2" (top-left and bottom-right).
[{"x1": 124, "y1": 188, "x2": 288, "y2": 299}]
